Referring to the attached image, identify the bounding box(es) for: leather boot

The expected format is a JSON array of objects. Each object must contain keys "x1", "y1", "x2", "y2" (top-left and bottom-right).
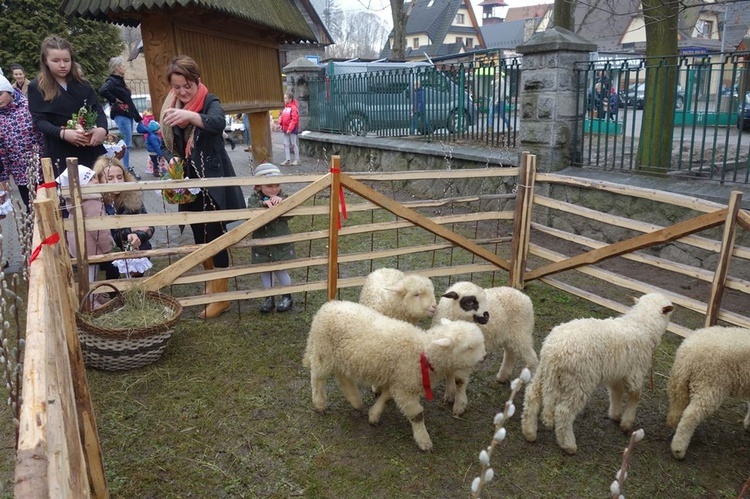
[
  {"x1": 260, "y1": 296, "x2": 275, "y2": 314},
  {"x1": 276, "y1": 294, "x2": 293, "y2": 313},
  {"x1": 199, "y1": 278, "x2": 231, "y2": 319}
]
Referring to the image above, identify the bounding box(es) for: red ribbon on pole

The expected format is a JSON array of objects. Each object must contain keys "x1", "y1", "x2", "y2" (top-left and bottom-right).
[
  {"x1": 420, "y1": 352, "x2": 435, "y2": 400},
  {"x1": 29, "y1": 232, "x2": 61, "y2": 264},
  {"x1": 37, "y1": 182, "x2": 57, "y2": 191},
  {"x1": 330, "y1": 168, "x2": 348, "y2": 229}
]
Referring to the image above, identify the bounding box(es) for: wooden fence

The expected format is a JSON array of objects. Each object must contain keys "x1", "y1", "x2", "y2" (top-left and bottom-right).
[{"x1": 15, "y1": 153, "x2": 750, "y2": 495}]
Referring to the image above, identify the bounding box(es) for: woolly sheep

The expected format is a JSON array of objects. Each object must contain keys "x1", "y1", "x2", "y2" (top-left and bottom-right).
[
  {"x1": 667, "y1": 325, "x2": 750, "y2": 460},
  {"x1": 521, "y1": 293, "x2": 674, "y2": 454},
  {"x1": 432, "y1": 281, "x2": 537, "y2": 383},
  {"x1": 358, "y1": 268, "x2": 437, "y2": 324},
  {"x1": 302, "y1": 300, "x2": 486, "y2": 451}
]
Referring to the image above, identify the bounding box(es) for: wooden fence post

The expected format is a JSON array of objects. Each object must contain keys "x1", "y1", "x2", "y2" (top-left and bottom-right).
[
  {"x1": 509, "y1": 152, "x2": 536, "y2": 289},
  {"x1": 36, "y1": 198, "x2": 110, "y2": 498},
  {"x1": 705, "y1": 190, "x2": 742, "y2": 327},
  {"x1": 327, "y1": 156, "x2": 341, "y2": 300},
  {"x1": 66, "y1": 157, "x2": 91, "y2": 307}
]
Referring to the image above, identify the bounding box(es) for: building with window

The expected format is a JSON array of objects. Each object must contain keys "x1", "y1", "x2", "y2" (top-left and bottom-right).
[{"x1": 380, "y1": 0, "x2": 484, "y2": 61}]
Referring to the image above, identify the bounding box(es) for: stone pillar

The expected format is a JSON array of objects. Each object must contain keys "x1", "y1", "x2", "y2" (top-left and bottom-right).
[
  {"x1": 516, "y1": 27, "x2": 597, "y2": 172},
  {"x1": 282, "y1": 58, "x2": 324, "y2": 132}
]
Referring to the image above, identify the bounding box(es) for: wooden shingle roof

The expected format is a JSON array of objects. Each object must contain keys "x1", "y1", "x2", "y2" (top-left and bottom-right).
[{"x1": 60, "y1": 0, "x2": 316, "y2": 42}]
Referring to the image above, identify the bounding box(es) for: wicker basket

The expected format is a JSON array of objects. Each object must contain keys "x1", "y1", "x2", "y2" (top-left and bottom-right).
[{"x1": 76, "y1": 284, "x2": 183, "y2": 371}]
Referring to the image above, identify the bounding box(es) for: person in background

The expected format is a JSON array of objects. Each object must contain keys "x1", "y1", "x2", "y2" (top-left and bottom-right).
[
  {"x1": 56, "y1": 164, "x2": 114, "y2": 294},
  {"x1": 160, "y1": 55, "x2": 246, "y2": 319},
  {"x1": 248, "y1": 162, "x2": 295, "y2": 313},
  {"x1": 0, "y1": 74, "x2": 43, "y2": 210},
  {"x1": 10, "y1": 64, "x2": 31, "y2": 96},
  {"x1": 98, "y1": 56, "x2": 143, "y2": 180},
  {"x1": 27, "y1": 35, "x2": 108, "y2": 177},
  {"x1": 94, "y1": 156, "x2": 155, "y2": 279},
  {"x1": 278, "y1": 91, "x2": 300, "y2": 166},
  {"x1": 137, "y1": 119, "x2": 164, "y2": 177}
]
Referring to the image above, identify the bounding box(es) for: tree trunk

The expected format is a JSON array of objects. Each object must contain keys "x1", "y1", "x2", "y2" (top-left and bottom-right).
[
  {"x1": 552, "y1": 0, "x2": 575, "y2": 31},
  {"x1": 390, "y1": 0, "x2": 407, "y2": 61},
  {"x1": 636, "y1": 0, "x2": 679, "y2": 171}
]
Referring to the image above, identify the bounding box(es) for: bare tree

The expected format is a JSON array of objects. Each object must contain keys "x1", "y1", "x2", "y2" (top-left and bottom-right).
[
  {"x1": 389, "y1": 0, "x2": 408, "y2": 61},
  {"x1": 552, "y1": 0, "x2": 576, "y2": 31},
  {"x1": 119, "y1": 26, "x2": 141, "y2": 65},
  {"x1": 322, "y1": 0, "x2": 344, "y2": 44},
  {"x1": 326, "y1": 10, "x2": 389, "y2": 59}
]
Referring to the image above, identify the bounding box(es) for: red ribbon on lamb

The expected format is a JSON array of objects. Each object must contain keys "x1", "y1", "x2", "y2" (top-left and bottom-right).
[{"x1": 420, "y1": 352, "x2": 435, "y2": 400}]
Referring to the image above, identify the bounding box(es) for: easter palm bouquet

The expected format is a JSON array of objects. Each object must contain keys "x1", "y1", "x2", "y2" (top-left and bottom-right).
[
  {"x1": 66, "y1": 104, "x2": 99, "y2": 132},
  {"x1": 161, "y1": 158, "x2": 199, "y2": 204}
]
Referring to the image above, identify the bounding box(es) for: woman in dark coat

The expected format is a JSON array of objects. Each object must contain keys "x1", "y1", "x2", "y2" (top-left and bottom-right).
[
  {"x1": 98, "y1": 56, "x2": 143, "y2": 178},
  {"x1": 161, "y1": 55, "x2": 246, "y2": 319},
  {"x1": 27, "y1": 35, "x2": 108, "y2": 176}
]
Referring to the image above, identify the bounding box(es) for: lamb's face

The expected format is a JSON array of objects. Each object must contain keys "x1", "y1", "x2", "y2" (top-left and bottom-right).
[
  {"x1": 431, "y1": 321, "x2": 487, "y2": 367},
  {"x1": 441, "y1": 283, "x2": 490, "y2": 325},
  {"x1": 389, "y1": 275, "x2": 437, "y2": 319}
]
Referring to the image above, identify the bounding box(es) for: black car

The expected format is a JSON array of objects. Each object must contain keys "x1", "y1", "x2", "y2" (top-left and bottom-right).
[{"x1": 619, "y1": 83, "x2": 685, "y2": 110}]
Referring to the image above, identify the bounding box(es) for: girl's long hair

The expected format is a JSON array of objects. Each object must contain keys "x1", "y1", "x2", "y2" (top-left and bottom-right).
[
  {"x1": 93, "y1": 156, "x2": 141, "y2": 210},
  {"x1": 37, "y1": 35, "x2": 87, "y2": 101}
]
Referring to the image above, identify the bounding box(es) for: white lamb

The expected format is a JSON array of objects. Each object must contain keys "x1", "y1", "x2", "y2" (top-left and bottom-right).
[
  {"x1": 521, "y1": 293, "x2": 674, "y2": 454},
  {"x1": 358, "y1": 268, "x2": 437, "y2": 324},
  {"x1": 432, "y1": 281, "x2": 538, "y2": 382},
  {"x1": 667, "y1": 325, "x2": 750, "y2": 460},
  {"x1": 302, "y1": 300, "x2": 486, "y2": 451}
]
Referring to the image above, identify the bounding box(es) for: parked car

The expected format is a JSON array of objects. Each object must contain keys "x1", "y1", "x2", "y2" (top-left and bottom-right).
[
  {"x1": 619, "y1": 83, "x2": 685, "y2": 110},
  {"x1": 738, "y1": 92, "x2": 750, "y2": 132},
  {"x1": 320, "y1": 61, "x2": 477, "y2": 136}
]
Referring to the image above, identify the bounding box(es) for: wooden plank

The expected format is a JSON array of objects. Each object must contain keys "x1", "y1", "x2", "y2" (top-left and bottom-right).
[
  {"x1": 525, "y1": 209, "x2": 728, "y2": 281},
  {"x1": 66, "y1": 158, "x2": 90, "y2": 306},
  {"x1": 15, "y1": 210, "x2": 51, "y2": 497},
  {"x1": 37, "y1": 200, "x2": 109, "y2": 498},
  {"x1": 534, "y1": 195, "x2": 722, "y2": 253},
  {"x1": 531, "y1": 222, "x2": 716, "y2": 282},
  {"x1": 327, "y1": 157, "x2": 341, "y2": 300},
  {"x1": 738, "y1": 209, "x2": 750, "y2": 232},
  {"x1": 529, "y1": 244, "x2": 709, "y2": 315},
  {"x1": 350, "y1": 168, "x2": 520, "y2": 181},
  {"x1": 341, "y1": 174, "x2": 511, "y2": 271},
  {"x1": 140, "y1": 175, "x2": 332, "y2": 291},
  {"x1": 536, "y1": 172, "x2": 727, "y2": 213},
  {"x1": 176, "y1": 263, "x2": 500, "y2": 306},
  {"x1": 509, "y1": 152, "x2": 535, "y2": 288},
  {"x1": 539, "y1": 277, "x2": 694, "y2": 338},
  {"x1": 705, "y1": 191, "x2": 742, "y2": 327}
]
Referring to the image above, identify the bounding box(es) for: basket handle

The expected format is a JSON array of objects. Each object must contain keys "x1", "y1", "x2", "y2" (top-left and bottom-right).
[{"x1": 80, "y1": 283, "x2": 123, "y2": 313}]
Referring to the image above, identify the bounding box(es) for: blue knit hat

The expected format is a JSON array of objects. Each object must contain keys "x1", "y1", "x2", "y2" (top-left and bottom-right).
[
  {"x1": 254, "y1": 162, "x2": 281, "y2": 177},
  {"x1": 148, "y1": 120, "x2": 160, "y2": 132}
]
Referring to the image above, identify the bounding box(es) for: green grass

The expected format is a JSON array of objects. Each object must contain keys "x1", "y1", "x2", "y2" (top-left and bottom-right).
[{"x1": 1, "y1": 281, "x2": 747, "y2": 498}]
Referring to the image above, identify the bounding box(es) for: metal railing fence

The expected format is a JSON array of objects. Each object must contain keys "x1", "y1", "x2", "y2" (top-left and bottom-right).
[
  {"x1": 307, "y1": 59, "x2": 521, "y2": 147},
  {"x1": 574, "y1": 53, "x2": 750, "y2": 184}
]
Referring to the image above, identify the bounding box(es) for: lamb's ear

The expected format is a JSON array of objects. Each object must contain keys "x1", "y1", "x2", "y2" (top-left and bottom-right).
[
  {"x1": 440, "y1": 318, "x2": 452, "y2": 326},
  {"x1": 662, "y1": 305, "x2": 674, "y2": 314},
  {"x1": 385, "y1": 284, "x2": 407, "y2": 296},
  {"x1": 432, "y1": 337, "x2": 454, "y2": 348},
  {"x1": 442, "y1": 291, "x2": 459, "y2": 300}
]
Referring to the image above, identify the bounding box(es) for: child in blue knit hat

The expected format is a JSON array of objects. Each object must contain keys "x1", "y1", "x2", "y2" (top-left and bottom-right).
[
  {"x1": 248, "y1": 162, "x2": 295, "y2": 313},
  {"x1": 137, "y1": 119, "x2": 163, "y2": 177}
]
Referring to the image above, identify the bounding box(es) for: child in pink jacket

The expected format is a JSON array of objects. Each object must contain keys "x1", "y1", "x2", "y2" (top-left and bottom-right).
[{"x1": 278, "y1": 91, "x2": 300, "y2": 166}]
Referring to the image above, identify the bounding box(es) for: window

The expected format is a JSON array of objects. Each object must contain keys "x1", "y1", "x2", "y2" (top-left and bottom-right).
[
  {"x1": 456, "y1": 37, "x2": 463, "y2": 44},
  {"x1": 696, "y1": 19, "x2": 713, "y2": 39},
  {"x1": 455, "y1": 13, "x2": 465, "y2": 24},
  {"x1": 466, "y1": 38, "x2": 473, "y2": 48},
  {"x1": 413, "y1": 38, "x2": 420, "y2": 48}
]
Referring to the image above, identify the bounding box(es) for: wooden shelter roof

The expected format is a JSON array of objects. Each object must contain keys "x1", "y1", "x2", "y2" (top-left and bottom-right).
[{"x1": 60, "y1": 0, "x2": 316, "y2": 42}]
